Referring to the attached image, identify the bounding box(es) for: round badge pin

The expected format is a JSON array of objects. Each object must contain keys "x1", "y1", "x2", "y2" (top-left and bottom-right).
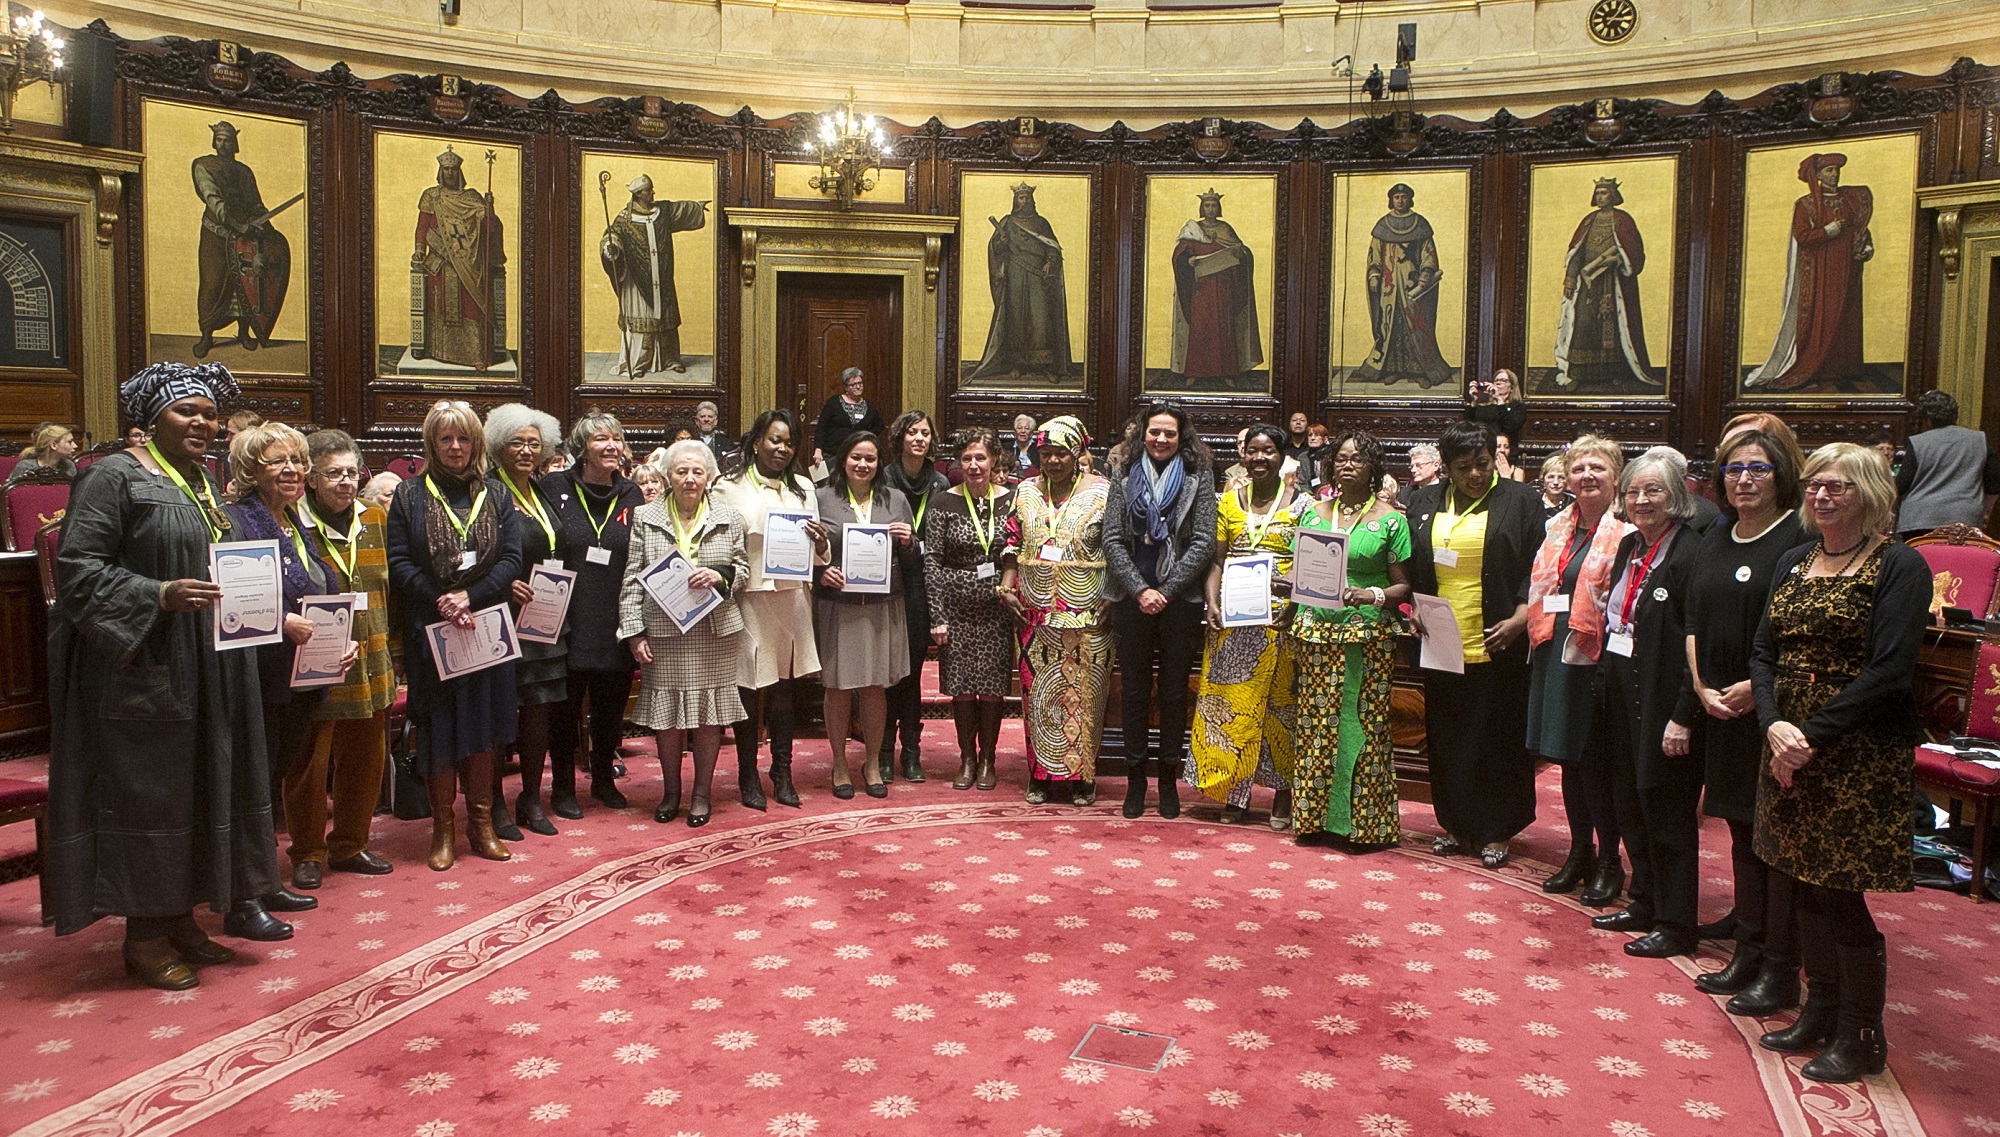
[
  {"x1": 1653, "y1": 587, "x2": 1668, "y2": 602},
  {"x1": 1735, "y1": 565, "x2": 1753, "y2": 582}
]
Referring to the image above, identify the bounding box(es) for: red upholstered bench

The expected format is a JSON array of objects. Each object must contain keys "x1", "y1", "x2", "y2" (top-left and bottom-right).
[{"x1": 0, "y1": 776, "x2": 51, "y2": 924}]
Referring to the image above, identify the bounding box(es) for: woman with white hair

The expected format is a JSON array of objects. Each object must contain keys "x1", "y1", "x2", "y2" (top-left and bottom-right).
[
  {"x1": 621, "y1": 440, "x2": 748, "y2": 825},
  {"x1": 486, "y1": 402, "x2": 569, "y2": 837},
  {"x1": 1589, "y1": 446, "x2": 1705, "y2": 958}
]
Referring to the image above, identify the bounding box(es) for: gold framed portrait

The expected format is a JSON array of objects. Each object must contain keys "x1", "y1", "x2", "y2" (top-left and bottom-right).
[
  {"x1": 371, "y1": 129, "x2": 523, "y2": 379},
  {"x1": 1735, "y1": 131, "x2": 1918, "y2": 399},
  {"x1": 1524, "y1": 154, "x2": 1678, "y2": 400},
  {"x1": 1141, "y1": 172, "x2": 1276, "y2": 395},
  {"x1": 142, "y1": 99, "x2": 311, "y2": 374},
  {"x1": 580, "y1": 153, "x2": 718, "y2": 385},
  {"x1": 956, "y1": 170, "x2": 1090, "y2": 392},
  {"x1": 1328, "y1": 169, "x2": 1469, "y2": 399}
]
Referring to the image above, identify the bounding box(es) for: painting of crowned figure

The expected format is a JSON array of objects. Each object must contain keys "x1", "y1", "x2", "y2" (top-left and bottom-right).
[
  {"x1": 957, "y1": 171, "x2": 1090, "y2": 391},
  {"x1": 1142, "y1": 173, "x2": 1276, "y2": 395}
]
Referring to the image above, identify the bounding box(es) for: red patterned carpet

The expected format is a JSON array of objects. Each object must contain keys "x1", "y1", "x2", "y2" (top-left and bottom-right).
[{"x1": 0, "y1": 721, "x2": 1995, "y2": 1137}]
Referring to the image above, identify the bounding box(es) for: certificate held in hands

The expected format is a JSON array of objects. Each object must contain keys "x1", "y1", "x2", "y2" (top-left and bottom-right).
[
  {"x1": 424, "y1": 604, "x2": 523, "y2": 682},
  {"x1": 841, "y1": 523, "x2": 893, "y2": 595},
  {"x1": 762, "y1": 509, "x2": 817, "y2": 583},
  {"x1": 638, "y1": 548, "x2": 725, "y2": 633},
  {"x1": 1219, "y1": 554, "x2": 1276, "y2": 628},
  {"x1": 211, "y1": 538, "x2": 284, "y2": 651},
  {"x1": 289, "y1": 594, "x2": 357, "y2": 688},
  {"x1": 1289, "y1": 528, "x2": 1349, "y2": 609},
  {"x1": 515, "y1": 563, "x2": 576, "y2": 645}
]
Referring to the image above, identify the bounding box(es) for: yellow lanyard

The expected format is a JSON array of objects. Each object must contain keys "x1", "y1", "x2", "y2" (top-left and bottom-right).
[
  {"x1": 964, "y1": 484, "x2": 1001, "y2": 557},
  {"x1": 317, "y1": 505, "x2": 362, "y2": 583},
  {"x1": 578, "y1": 484, "x2": 618, "y2": 543},
  {"x1": 1332, "y1": 494, "x2": 1376, "y2": 536},
  {"x1": 911, "y1": 486, "x2": 931, "y2": 532},
  {"x1": 1040, "y1": 477, "x2": 1078, "y2": 545},
  {"x1": 846, "y1": 487, "x2": 873, "y2": 525},
  {"x1": 1239, "y1": 485, "x2": 1289, "y2": 551},
  {"x1": 1438, "y1": 476, "x2": 1496, "y2": 550},
  {"x1": 146, "y1": 440, "x2": 225, "y2": 543},
  {"x1": 505, "y1": 477, "x2": 556, "y2": 554},
  {"x1": 671, "y1": 501, "x2": 707, "y2": 559},
  {"x1": 280, "y1": 507, "x2": 316, "y2": 576},
  {"x1": 425, "y1": 474, "x2": 488, "y2": 545}
]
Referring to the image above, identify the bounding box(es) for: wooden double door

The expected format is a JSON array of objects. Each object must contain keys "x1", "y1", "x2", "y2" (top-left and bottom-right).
[{"x1": 775, "y1": 272, "x2": 904, "y2": 451}]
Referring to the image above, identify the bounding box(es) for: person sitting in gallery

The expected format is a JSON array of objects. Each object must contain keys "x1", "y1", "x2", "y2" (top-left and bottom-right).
[{"x1": 7, "y1": 422, "x2": 78, "y2": 485}]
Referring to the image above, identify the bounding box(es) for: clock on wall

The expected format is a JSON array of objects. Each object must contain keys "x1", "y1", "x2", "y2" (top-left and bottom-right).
[{"x1": 1588, "y1": 0, "x2": 1639, "y2": 45}]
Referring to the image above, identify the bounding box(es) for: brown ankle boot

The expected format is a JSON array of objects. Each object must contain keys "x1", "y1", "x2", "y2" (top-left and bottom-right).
[
  {"x1": 462, "y1": 754, "x2": 512, "y2": 862},
  {"x1": 426, "y1": 772, "x2": 458, "y2": 871}
]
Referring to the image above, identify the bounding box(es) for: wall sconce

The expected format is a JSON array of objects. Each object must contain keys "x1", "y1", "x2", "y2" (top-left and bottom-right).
[
  {"x1": 0, "y1": 9, "x2": 63, "y2": 133},
  {"x1": 803, "y1": 88, "x2": 891, "y2": 210}
]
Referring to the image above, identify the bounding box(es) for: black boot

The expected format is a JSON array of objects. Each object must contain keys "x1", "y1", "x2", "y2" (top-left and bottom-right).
[
  {"x1": 1579, "y1": 854, "x2": 1625, "y2": 907},
  {"x1": 1759, "y1": 983, "x2": 1838, "y2": 1052},
  {"x1": 876, "y1": 742, "x2": 895, "y2": 785},
  {"x1": 1156, "y1": 757, "x2": 1181, "y2": 820},
  {"x1": 1694, "y1": 942, "x2": 1764, "y2": 995},
  {"x1": 1542, "y1": 845, "x2": 1596, "y2": 893},
  {"x1": 1728, "y1": 955, "x2": 1801, "y2": 1016},
  {"x1": 549, "y1": 751, "x2": 582, "y2": 820},
  {"x1": 770, "y1": 748, "x2": 802, "y2": 809},
  {"x1": 1801, "y1": 937, "x2": 1888, "y2": 1082},
  {"x1": 737, "y1": 754, "x2": 768, "y2": 811},
  {"x1": 899, "y1": 745, "x2": 925, "y2": 784},
  {"x1": 489, "y1": 787, "x2": 524, "y2": 842},
  {"x1": 1122, "y1": 758, "x2": 1149, "y2": 819}
]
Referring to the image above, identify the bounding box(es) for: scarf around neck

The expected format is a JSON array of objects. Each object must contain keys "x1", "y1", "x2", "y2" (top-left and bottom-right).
[{"x1": 1125, "y1": 453, "x2": 1184, "y2": 545}]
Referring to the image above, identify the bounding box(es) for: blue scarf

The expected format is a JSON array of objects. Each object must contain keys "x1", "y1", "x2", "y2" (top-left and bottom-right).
[{"x1": 1125, "y1": 454, "x2": 1184, "y2": 545}]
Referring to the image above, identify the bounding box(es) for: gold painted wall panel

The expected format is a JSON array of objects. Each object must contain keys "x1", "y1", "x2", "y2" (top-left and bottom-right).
[
  {"x1": 772, "y1": 161, "x2": 905, "y2": 205},
  {"x1": 1142, "y1": 173, "x2": 1275, "y2": 395}
]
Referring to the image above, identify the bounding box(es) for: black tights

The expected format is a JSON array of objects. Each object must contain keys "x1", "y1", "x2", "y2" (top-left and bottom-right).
[
  {"x1": 1561, "y1": 763, "x2": 1621, "y2": 858},
  {"x1": 516, "y1": 703, "x2": 551, "y2": 802},
  {"x1": 1724, "y1": 818, "x2": 1798, "y2": 957},
  {"x1": 736, "y1": 678, "x2": 802, "y2": 766}
]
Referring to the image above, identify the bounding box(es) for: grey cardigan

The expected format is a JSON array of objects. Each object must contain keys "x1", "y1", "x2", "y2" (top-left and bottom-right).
[
  {"x1": 617, "y1": 500, "x2": 749, "y2": 641},
  {"x1": 1101, "y1": 452, "x2": 1217, "y2": 604}
]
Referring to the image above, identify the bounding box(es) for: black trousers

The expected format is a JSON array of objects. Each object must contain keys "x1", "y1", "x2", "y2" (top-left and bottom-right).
[
  {"x1": 736, "y1": 678, "x2": 804, "y2": 765},
  {"x1": 881, "y1": 591, "x2": 930, "y2": 756},
  {"x1": 262, "y1": 694, "x2": 320, "y2": 813},
  {"x1": 550, "y1": 667, "x2": 633, "y2": 784},
  {"x1": 1111, "y1": 598, "x2": 1203, "y2": 773},
  {"x1": 1426, "y1": 662, "x2": 1537, "y2": 847},
  {"x1": 1604, "y1": 656, "x2": 1704, "y2": 932}
]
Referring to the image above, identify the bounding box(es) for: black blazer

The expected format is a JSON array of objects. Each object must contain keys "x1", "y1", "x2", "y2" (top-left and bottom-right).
[
  {"x1": 1602, "y1": 522, "x2": 1700, "y2": 789},
  {"x1": 814, "y1": 395, "x2": 885, "y2": 461},
  {"x1": 1403, "y1": 477, "x2": 1546, "y2": 666}
]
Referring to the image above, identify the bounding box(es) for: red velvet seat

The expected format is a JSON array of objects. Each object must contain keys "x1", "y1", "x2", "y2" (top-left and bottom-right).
[
  {"x1": 34, "y1": 521, "x2": 57, "y2": 607},
  {"x1": 0, "y1": 776, "x2": 52, "y2": 924},
  {"x1": 1918, "y1": 635, "x2": 2000, "y2": 902},
  {"x1": 1908, "y1": 524, "x2": 2000, "y2": 620},
  {"x1": 0, "y1": 455, "x2": 17, "y2": 482},
  {"x1": 386, "y1": 455, "x2": 423, "y2": 480},
  {"x1": 1, "y1": 476, "x2": 69, "y2": 552}
]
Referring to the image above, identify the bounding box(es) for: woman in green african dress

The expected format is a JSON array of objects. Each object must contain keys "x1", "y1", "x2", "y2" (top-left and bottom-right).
[{"x1": 1291, "y1": 430, "x2": 1412, "y2": 849}]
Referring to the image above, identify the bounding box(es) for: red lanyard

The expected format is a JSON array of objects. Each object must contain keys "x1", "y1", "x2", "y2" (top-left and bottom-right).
[
  {"x1": 1555, "y1": 524, "x2": 1589, "y2": 584},
  {"x1": 1616, "y1": 529, "x2": 1671, "y2": 627}
]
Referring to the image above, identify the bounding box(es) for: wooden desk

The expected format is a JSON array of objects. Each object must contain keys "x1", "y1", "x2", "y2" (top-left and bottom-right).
[
  {"x1": 1916, "y1": 624, "x2": 1982, "y2": 742},
  {"x1": 0, "y1": 551, "x2": 48, "y2": 745}
]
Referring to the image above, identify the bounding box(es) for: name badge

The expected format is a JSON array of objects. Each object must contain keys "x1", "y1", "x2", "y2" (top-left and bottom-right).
[
  {"x1": 976, "y1": 562, "x2": 997, "y2": 580},
  {"x1": 586, "y1": 546, "x2": 613, "y2": 566},
  {"x1": 917, "y1": 540, "x2": 928, "y2": 557},
  {"x1": 1735, "y1": 565, "x2": 1753, "y2": 583},
  {"x1": 1433, "y1": 547, "x2": 1459, "y2": 568},
  {"x1": 543, "y1": 559, "x2": 566, "y2": 571},
  {"x1": 352, "y1": 591, "x2": 370, "y2": 612},
  {"x1": 1605, "y1": 630, "x2": 1635, "y2": 657},
  {"x1": 458, "y1": 550, "x2": 479, "y2": 571},
  {"x1": 1038, "y1": 542, "x2": 1064, "y2": 563},
  {"x1": 1542, "y1": 593, "x2": 1571, "y2": 614}
]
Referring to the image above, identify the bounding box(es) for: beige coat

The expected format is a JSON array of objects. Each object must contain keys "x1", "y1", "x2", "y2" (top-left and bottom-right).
[{"x1": 618, "y1": 500, "x2": 749, "y2": 641}]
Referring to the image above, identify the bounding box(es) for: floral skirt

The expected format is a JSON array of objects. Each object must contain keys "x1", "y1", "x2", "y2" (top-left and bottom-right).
[{"x1": 1189, "y1": 624, "x2": 1296, "y2": 804}]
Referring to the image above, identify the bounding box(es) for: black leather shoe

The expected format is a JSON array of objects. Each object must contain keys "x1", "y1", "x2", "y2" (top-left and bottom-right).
[
  {"x1": 550, "y1": 791, "x2": 584, "y2": 820},
  {"x1": 1727, "y1": 960, "x2": 1801, "y2": 1016},
  {"x1": 687, "y1": 806, "x2": 711, "y2": 828},
  {"x1": 516, "y1": 795, "x2": 558, "y2": 836},
  {"x1": 490, "y1": 807, "x2": 523, "y2": 842},
  {"x1": 265, "y1": 887, "x2": 318, "y2": 913},
  {"x1": 1694, "y1": 945, "x2": 1764, "y2": 995},
  {"x1": 291, "y1": 861, "x2": 323, "y2": 891},
  {"x1": 223, "y1": 900, "x2": 293, "y2": 942},
  {"x1": 899, "y1": 749, "x2": 925, "y2": 783},
  {"x1": 1624, "y1": 928, "x2": 1696, "y2": 958},
  {"x1": 1800, "y1": 1026, "x2": 1886, "y2": 1082},
  {"x1": 1542, "y1": 847, "x2": 1595, "y2": 893},
  {"x1": 864, "y1": 778, "x2": 889, "y2": 799},
  {"x1": 590, "y1": 781, "x2": 629, "y2": 811},
  {"x1": 328, "y1": 850, "x2": 394, "y2": 875},
  {"x1": 832, "y1": 781, "x2": 856, "y2": 801},
  {"x1": 1591, "y1": 908, "x2": 1653, "y2": 933},
  {"x1": 167, "y1": 917, "x2": 236, "y2": 968},
  {"x1": 1579, "y1": 856, "x2": 1625, "y2": 907},
  {"x1": 1121, "y1": 772, "x2": 1148, "y2": 819}
]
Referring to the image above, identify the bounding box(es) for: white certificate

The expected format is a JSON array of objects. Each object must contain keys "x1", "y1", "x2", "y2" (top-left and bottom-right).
[
  {"x1": 762, "y1": 509, "x2": 817, "y2": 583},
  {"x1": 1413, "y1": 593, "x2": 1465, "y2": 675},
  {"x1": 211, "y1": 538, "x2": 284, "y2": 652},
  {"x1": 515, "y1": 563, "x2": 575, "y2": 644},
  {"x1": 841, "y1": 523, "x2": 893, "y2": 595},
  {"x1": 1219, "y1": 554, "x2": 1275, "y2": 628},
  {"x1": 1290, "y1": 528, "x2": 1350, "y2": 609},
  {"x1": 637, "y1": 547, "x2": 725, "y2": 634},
  {"x1": 289, "y1": 594, "x2": 356, "y2": 689},
  {"x1": 424, "y1": 604, "x2": 522, "y2": 682}
]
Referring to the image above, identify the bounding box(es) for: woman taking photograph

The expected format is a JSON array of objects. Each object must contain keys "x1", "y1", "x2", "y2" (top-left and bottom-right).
[
  {"x1": 1189, "y1": 423, "x2": 1299, "y2": 825},
  {"x1": 815, "y1": 431, "x2": 916, "y2": 799},
  {"x1": 1102, "y1": 403, "x2": 1215, "y2": 819},
  {"x1": 1592, "y1": 447, "x2": 1703, "y2": 958},
  {"x1": 1747, "y1": 442, "x2": 1927, "y2": 1083},
  {"x1": 923, "y1": 428, "x2": 1015, "y2": 791},
  {"x1": 543, "y1": 411, "x2": 645, "y2": 815},
  {"x1": 1405, "y1": 421, "x2": 1544, "y2": 868},
  {"x1": 880, "y1": 409, "x2": 949, "y2": 783},
  {"x1": 487, "y1": 403, "x2": 570, "y2": 837},
  {"x1": 1525, "y1": 435, "x2": 1630, "y2": 895},
  {"x1": 48, "y1": 364, "x2": 272, "y2": 988},
  {"x1": 1465, "y1": 368, "x2": 1527, "y2": 442},
  {"x1": 712, "y1": 410, "x2": 829, "y2": 811},
  {"x1": 386, "y1": 401, "x2": 523, "y2": 871},
  {"x1": 621, "y1": 441, "x2": 749, "y2": 826},
  {"x1": 1290, "y1": 430, "x2": 1412, "y2": 848},
  {"x1": 1684, "y1": 427, "x2": 1807, "y2": 1011},
  {"x1": 997, "y1": 416, "x2": 1113, "y2": 806}
]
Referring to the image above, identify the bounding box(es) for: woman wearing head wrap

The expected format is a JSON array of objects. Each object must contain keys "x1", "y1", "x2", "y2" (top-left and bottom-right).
[
  {"x1": 45, "y1": 363, "x2": 278, "y2": 989},
  {"x1": 995, "y1": 415, "x2": 1114, "y2": 805}
]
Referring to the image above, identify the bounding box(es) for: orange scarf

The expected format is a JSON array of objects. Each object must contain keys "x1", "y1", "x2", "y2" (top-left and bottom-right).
[{"x1": 1526, "y1": 502, "x2": 1631, "y2": 660}]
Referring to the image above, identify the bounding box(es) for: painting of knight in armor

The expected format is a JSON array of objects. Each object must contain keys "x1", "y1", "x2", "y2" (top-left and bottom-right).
[
  {"x1": 142, "y1": 99, "x2": 310, "y2": 374},
  {"x1": 580, "y1": 152, "x2": 718, "y2": 386}
]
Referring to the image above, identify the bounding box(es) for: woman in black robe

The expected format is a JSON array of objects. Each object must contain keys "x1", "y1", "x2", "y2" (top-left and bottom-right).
[{"x1": 46, "y1": 363, "x2": 276, "y2": 990}]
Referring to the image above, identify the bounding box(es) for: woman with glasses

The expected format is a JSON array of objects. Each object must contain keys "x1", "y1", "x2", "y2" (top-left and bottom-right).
[
  {"x1": 923, "y1": 428, "x2": 1016, "y2": 790},
  {"x1": 486, "y1": 404, "x2": 570, "y2": 836},
  {"x1": 1590, "y1": 448, "x2": 1703, "y2": 958},
  {"x1": 1746, "y1": 443, "x2": 1927, "y2": 1083},
  {"x1": 814, "y1": 367, "x2": 884, "y2": 473},
  {"x1": 1682, "y1": 428, "x2": 1806, "y2": 1012}
]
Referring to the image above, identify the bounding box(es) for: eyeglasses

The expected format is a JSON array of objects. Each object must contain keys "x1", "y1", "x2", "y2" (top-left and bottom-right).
[
  {"x1": 1802, "y1": 479, "x2": 1855, "y2": 498},
  {"x1": 313, "y1": 467, "x2": 362, "y2": 484},
  {"x1": 1719, "y1": 462, "x2": 1776, "y2": 482},
  {"x1": 504, "y1": 438, "x2": 543, "y2": 452},
  {"x1": 258, "y1": 454, "x2": 309, "y2": 470},
  {"x1": 1332, "y1": 456, "x2": 1367, "y2": 467},
  {"x1": 1622, "y1": 485, "x2": 1668, "y2": 502}
]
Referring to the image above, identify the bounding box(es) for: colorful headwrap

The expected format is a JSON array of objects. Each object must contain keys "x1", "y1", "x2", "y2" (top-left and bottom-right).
[
  {"x1": 1031, "y1": 415, "x2": 1090, "y2": 456},
  {"x1": 119, "y1": 362, "x2": 240, "y2": 427}
]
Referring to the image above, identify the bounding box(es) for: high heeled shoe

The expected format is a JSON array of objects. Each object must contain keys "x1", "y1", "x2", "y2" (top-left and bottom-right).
[{"x1": 1542, "y1": 846, "x2": 1596, "y2": 893}]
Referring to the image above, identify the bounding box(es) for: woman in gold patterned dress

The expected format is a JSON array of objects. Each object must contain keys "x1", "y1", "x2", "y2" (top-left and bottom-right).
[
  {"x1": 996, "y1": 416, "x2": 1111, "y2": 806},
  {"x1": 1190, "y1": 423, "x2": 1299, "y2": 826},
  {"x1": 1747, "y1": 442, "x2": 1928, "y2": 1084},
  {"x1": 1291, "y1": 430, "x2": 1412, "y2": 849}
]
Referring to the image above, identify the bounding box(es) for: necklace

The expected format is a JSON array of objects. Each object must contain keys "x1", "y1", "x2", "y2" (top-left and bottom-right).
[{"x1": 1815, "y1": 534, "x2": 1871, "y2": 576}]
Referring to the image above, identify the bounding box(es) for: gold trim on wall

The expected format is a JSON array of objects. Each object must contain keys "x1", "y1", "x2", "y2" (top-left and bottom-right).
[{"x1": 1918, "y1": 178, "x2": 2000, "y2": 425}]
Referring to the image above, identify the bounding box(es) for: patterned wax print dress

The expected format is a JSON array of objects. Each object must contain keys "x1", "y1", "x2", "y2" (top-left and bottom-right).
[{"x1": 1004, "y1": 475, "x2": 1112, "y2": 782}]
